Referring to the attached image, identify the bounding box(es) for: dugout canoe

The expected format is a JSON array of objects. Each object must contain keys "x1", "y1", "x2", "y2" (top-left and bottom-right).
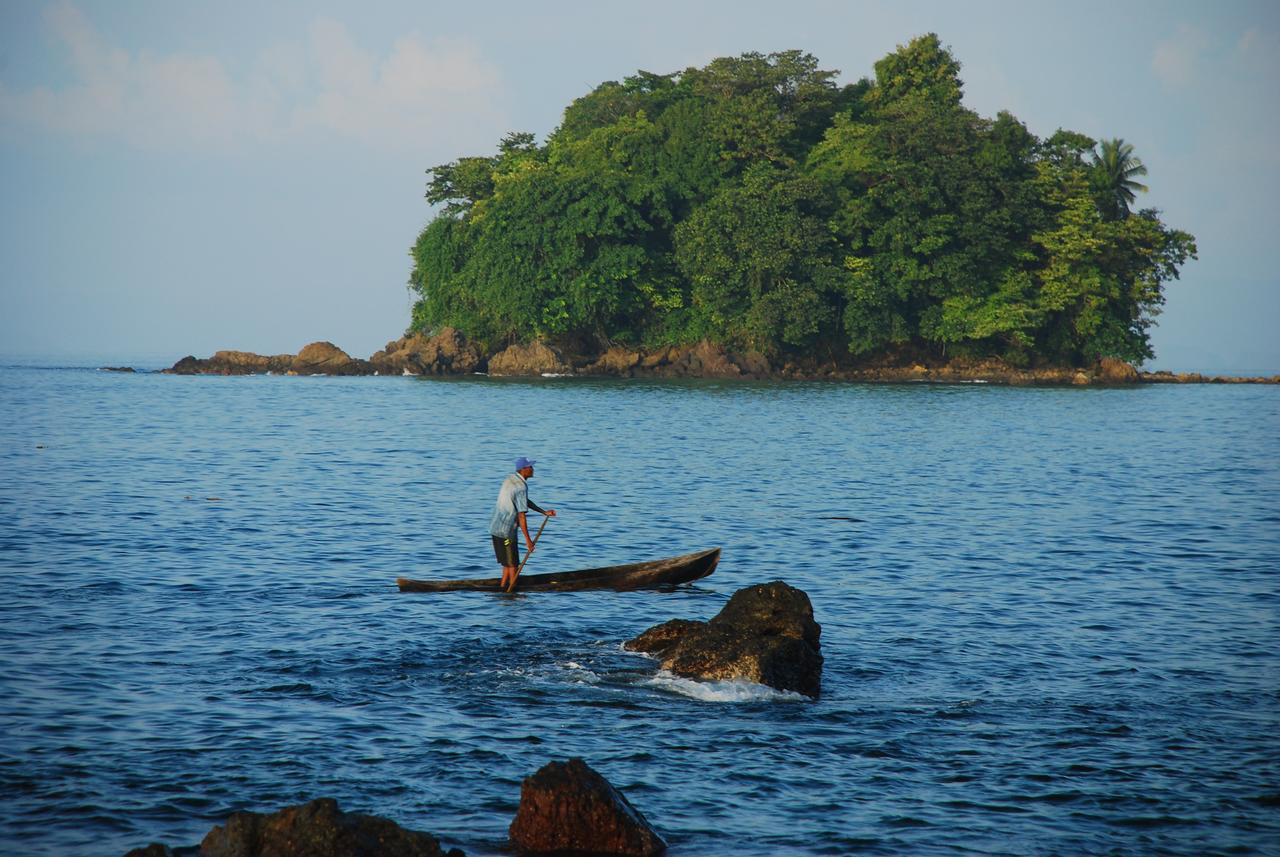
[{"x1": 396, "y1": 547, "x2": 720, "y2": 593}]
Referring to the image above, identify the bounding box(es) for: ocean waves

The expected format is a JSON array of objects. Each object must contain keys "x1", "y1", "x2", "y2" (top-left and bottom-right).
[{"x1": 1, "y1": 369, "x2": 1277, "y2": 855}]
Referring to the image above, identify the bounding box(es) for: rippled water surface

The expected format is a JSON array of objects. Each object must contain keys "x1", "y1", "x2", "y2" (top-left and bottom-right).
[{"x1": 1, "y1": 364, "x2": 1278, "y2": 856}]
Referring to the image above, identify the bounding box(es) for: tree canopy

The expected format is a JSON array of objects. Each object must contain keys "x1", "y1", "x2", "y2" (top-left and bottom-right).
[{"x1": 409, "y1": 34, "x2": 1195, "y2": 366}]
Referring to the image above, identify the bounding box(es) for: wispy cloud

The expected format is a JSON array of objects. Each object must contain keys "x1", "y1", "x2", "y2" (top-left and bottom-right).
[
  {"x1": 1235, "y1": 27, "x2": 1280, "y2": 74},
  {"x1": 281, "y1": 18, "x2": 504, "y2": 149},
  {"x1": 0, "y1": 1, "x2": 508, "y2": 152},
  {"x1": 1151, "y1": 24, "x2": 1211, "y2": 89}
]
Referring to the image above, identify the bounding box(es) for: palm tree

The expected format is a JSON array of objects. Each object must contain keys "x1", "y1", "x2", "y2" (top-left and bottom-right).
[{"x1": 1092, "y1": 138, "x2": 1149, "y2": 219}]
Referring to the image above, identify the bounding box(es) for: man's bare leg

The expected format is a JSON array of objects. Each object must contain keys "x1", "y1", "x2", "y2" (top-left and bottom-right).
[{"x1": 501, "y1": 565, "x2": 517, "y2": 591}]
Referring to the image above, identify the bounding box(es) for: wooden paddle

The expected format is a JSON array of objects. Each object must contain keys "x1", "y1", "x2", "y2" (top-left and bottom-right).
[{"x1": 508, "y1": 514, "x2": 550, "y2": 592}]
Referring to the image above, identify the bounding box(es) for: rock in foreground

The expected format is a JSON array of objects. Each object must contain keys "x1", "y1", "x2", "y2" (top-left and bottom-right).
[
  {"x1": 509, "y1": 758, "x2": 666, "y2": 856},
  {"x1": 197, "y1": 798, "x2": 461, "y2": 857},
  {"x1": 626, "y1": 581, "x2": 823, "y2": 698}
]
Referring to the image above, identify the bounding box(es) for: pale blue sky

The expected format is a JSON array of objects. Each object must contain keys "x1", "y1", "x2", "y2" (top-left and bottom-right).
[{"x1": 2, "y1": 1, "x2": 1277, "y2": 372}]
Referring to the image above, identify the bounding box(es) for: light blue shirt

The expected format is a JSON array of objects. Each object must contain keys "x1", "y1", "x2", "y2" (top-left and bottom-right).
[{"x1": 488, "y1": 473, "x2": 529, "y2": 538}]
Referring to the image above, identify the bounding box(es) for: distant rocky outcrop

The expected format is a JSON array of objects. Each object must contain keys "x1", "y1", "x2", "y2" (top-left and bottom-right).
[
  {"x1": 509, "y1": 758, "x2": 666, "y2": 857},
  {"x1": 626, "y1": 581, "x2": 824, "y2": 698},
  {"x1": 817, "y1": 359, "x2": 1096, "y2": 385},
  {"x1": 370, "y1": 327, "x2": 486, "y2": 375},
  {"x1": 1139, "y1": 370, "x2": 1280, "y2": 384},
  {"x1": 166, "y1": 350, "x2": 294, "y2": 375},
  {"x1": 164, "y1": 342, "x2": 370, "y2": 376},
  {"x1": 487, "y1": 341, "x2": 572, "y2": 376}
]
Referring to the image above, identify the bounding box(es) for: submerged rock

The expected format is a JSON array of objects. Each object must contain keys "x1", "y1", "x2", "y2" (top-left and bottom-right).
[
  {"x1": 509, "y1": 758, "x2": 666, "y2": 856},
  {"x1": 123, "y1": 845, "x2": 185, "y2": 857},
  {"x1": 626, "y1": 581, "x2": 823, "y2": 698},
  {"x1": 198, "y1": 798, "x2": 461, "y2": 857},
  {"x1": 123, "y1": 798, "x2": 461, "y2": 857}
]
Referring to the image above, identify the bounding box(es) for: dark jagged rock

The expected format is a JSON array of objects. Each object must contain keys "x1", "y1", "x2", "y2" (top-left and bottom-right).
[
  {"x1": 626, "y1": 581, "x2": 823, "y2": 698},
  {"x1": 165, "y1": 355, "x2": 204, "y2": 375},
  {"x1": 509, "y1": 758, "x2": 666, "y2": 856},
  {"x1": 101, "y1": 366, "x2": 137, "y2": 373},
  {"x1": 196, "y1": 797, "x2": 461, "y2": 857}
]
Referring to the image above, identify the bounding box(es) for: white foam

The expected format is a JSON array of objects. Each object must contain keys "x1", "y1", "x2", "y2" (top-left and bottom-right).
[
  {"x1": 540, "y1": 372, "x2": 573, "y2": 378},
  {"x1": 561, "y1": 661, "x2": 601, "y2": 684},
  {"x1": 643, "y1": 670, "x2": 807, "y2": 703}
]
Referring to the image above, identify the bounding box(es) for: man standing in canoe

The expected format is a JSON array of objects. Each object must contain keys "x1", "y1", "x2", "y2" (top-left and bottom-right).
[{"x1": 490, "y1": 457, "x2": 556, "y2": 592}]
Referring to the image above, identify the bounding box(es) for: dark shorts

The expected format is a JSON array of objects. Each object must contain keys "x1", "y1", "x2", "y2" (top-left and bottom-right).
[{"x1": 492, "y1": 535, "x2": 519, "y2": 567}]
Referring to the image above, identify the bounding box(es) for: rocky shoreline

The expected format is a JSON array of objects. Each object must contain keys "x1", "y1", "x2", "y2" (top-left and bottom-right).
[{"x1": 155, "y1": 328, "x2": 1279, "y2": 385}]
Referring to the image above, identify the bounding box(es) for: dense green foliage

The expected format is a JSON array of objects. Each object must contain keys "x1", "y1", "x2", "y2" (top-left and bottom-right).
[{"x1": 409, "y1": 35, "x2": 1195, "y2": 366}]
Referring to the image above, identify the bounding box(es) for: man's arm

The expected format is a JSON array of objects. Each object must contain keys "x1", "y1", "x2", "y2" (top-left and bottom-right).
[{"x1": 528, "y1": 499, "x2": 557, "y2": 517}]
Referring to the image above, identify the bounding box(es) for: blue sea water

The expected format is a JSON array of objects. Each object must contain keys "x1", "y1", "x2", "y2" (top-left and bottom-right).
[{"x1": 0, "y1": 362, "x2": 1277, "y2": 856}]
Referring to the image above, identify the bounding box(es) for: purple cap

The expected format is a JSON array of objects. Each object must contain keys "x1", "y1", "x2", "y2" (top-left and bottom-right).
[{"x1": 515, "y1": 457, "x2": 536, "y2": 470}]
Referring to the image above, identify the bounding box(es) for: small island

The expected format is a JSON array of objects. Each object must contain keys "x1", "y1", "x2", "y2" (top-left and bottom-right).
[
  {"x1": 166, "y1": 36, "x2": 1274, "y2": 384},
  {"x1": 410, "y1": 35, "x2": 1195, "y2": 373}
]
